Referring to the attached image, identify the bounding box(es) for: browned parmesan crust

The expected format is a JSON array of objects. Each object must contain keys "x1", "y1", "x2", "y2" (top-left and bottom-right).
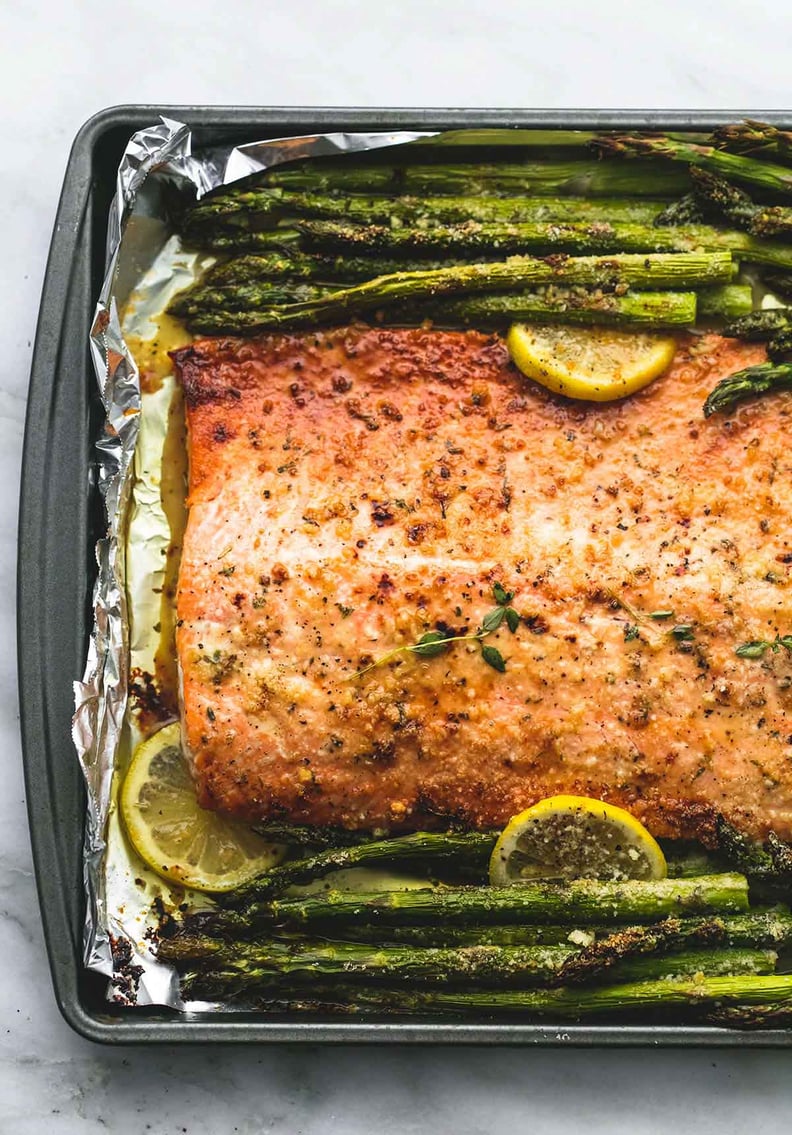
[{"x1": 172, "y1": 326, "x2": 792, "y2": 841}]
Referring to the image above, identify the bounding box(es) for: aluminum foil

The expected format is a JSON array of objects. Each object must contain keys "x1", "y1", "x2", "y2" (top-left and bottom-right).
[{"x1": 74, "y1": 117, "x2": 436, "y2": 1008}]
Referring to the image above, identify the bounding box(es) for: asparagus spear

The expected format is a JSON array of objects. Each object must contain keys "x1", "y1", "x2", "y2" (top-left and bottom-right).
[
  {"x1": 170, "y1": 281, "x2": 337, "y2": 318},
  {"x1": 721, "y1": 308, "x2": 792, "y2": 340},
  {"x1": 696, "y1": 285, "x2": 754, "y2": 320},
  {"x1": 386, "y1": 289, "x2": 697, "y2": 331},
  {"x1": 550, "y1": 916, "x2": 779, "y2": 986},
  {"x1": 321, "y1": 908, "x2": 792, "y2": 949},
  {"x1": 172, "y1": 942, "x2": 774, "y2": 1001},
  {"x1": 187, "y1": 288, "x2": 697, "y2": 334},
  {"x1": 182, "y1": 874, "x2": 749, "y2": 936},
  {"x1": 261, "y1": 158, "x2": 690, "y2": 197},
  {"x1": 591, "y1": 134, "x2": 792, "y2": 198},
  {"x1": 203, "y1": 249, "x2": 493, "y2": 282},
  {"x1": 220, "y1": 831, "x2": 496, "y2": 906},
  {"x1": 325, "y1": 922, "x2": 597, "y2": 947},
  {"x1": 295, "y1": 217, "x2": 792, "y2": 271},
  {"x1": 178, "y1": 279, "x2": 673, "y2": 322},
  {"x1": 178, "y1": 280, "x2": 743, "y2": 334},
  {"x1": 182, "y1": 972, "x2": 792, "y2": 1017},
  {"x1": 711, "y1": 120, "x2": 792, "y2": 163},
  {"x1": 690, "y1": 167, "x2": 792, "y2": 239},
  {"x1": 164, "y1": 937, "x2": 579, "y2": 985},
  {"x1": 703, "y1": 360, "x2": 792, "y2": 417},
  {"x1": 186, "y1": 190, "x2": 669, "y2": 231},
  {"x1": 186, "y1": 227, "x2": 303, "y2": 252},
  {"x1": 181, "y1": 250, "x2": 733, "y2": 317},
  {"x1": 180, "y1": 252, "x2": 734, "y2": 335}
]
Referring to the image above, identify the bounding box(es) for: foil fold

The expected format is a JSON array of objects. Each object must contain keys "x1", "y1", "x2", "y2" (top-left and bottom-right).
[{"x1": 74, "y1": 116, "x2": 433, "y2": 1008}]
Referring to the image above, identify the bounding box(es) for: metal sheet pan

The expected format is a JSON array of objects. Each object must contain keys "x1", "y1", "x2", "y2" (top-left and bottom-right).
[{"x1": 18, "y1": 104, "x2": 792, "y2": 1045}]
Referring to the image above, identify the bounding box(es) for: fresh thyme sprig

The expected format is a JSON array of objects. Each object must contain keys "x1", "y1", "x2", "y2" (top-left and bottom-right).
[
  {"x1": 349, "y1": 583, "x2": 520, "y2": 679},
  {"x1": 735, "y1": 634, "x2": 792, "y2": 659}
]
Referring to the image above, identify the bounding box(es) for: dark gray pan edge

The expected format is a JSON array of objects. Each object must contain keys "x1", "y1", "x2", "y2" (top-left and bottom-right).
[{"x1": 18, "y1": 105, "x2": 792, "y2": 1045}]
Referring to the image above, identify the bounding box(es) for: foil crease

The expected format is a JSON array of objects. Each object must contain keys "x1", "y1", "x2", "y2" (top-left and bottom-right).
[{"x1": 75, "y1": 117, "x2": 433, "y2": 1007}]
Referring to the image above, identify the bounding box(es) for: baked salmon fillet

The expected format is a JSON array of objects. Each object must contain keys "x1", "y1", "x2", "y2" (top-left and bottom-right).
[{"x1": 172, "y1": 327, "x2": 792, "y2": 842}]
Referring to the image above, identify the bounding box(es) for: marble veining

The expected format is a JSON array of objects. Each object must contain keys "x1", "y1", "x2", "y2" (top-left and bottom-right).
[{"x1": 3, "y1": 0, "x2": 792, "y2": 1129}]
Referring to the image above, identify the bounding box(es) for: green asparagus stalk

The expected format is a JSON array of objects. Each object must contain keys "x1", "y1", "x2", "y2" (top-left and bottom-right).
[
  {"x1": 722, "y1": 308, "x2": 792, "y2": 340},
  {"x1": 711, "y1": 121, "x2": 792, "y2": 163},
  {"x1": 171, "y1": 941, "x2": 774, "y2": 1000},
  {"x1": 690, "y1": 168, "x2": 792, "y2": 239},
  {"x1": 186, "y1": 190, "x2": 669, "y2": 231},
  {"x1": 181, "y1": 249, "x2": 734, "y2": 318},
  {"x1": 261, "y1": 158, "x2": 690, "y2": 197},
  {"x1": 696, "y1": 285, "x2": 754, "y2": 320},
  {"x1": 177, "y1": 281, "x2": 740, "y2": 332},
  {"x1": 183, "y1": 874, "x2": 749, "y2": 935},
  {"x1": 386, "y1": 289, "x2": 697, "y2": 331},
  {"x1": 295, "y1": 218, "x2": 792, "y2": 270},
  {"x1": 591, "y1": 134, "x2": 792, "y2": 198},
  {"x1": 170, "y1": 281, "x2": 337, "y2": 317},
  {"x1": 181, "y1": 972, "x2": 792, "y2": 1017},
  {"x1": 203, "y1": 249, "x2": 491, "y2": 283},
  {"x1": 180, "y1": 279, "x2": 675, "y2": 322},
  {"x1": 164, "y1": 937, "x2": 579, "y2": 985},
  {"x1": 322, "y1": 908, "x2": 792, "y2": 949},
  {"x1": 220, "y1": 831, "x2": 496, "y2": 906},
  {"x1": 316, "y1": 922, "x2": 596, "y2": 947},
  {"x1": 180, "y1": 252, "x2": 734, "y2": 335},
  {"x1": 703, "y1": 360, "x2": 792, "y2": 416},
  {"x1": 187, "y1": 227, "x2": 303, "y2": 252},
  {"x1": 199, "y1": 250, "x2": 734, "y2": 293},
  {"x1": 550, "y1": 916, "x2": 780, "y2": 986}
]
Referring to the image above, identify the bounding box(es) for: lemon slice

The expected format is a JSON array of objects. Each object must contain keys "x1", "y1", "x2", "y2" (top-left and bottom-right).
[
  {"x1": 489, "y1": 795, "x2": 667, "y2": 886},
  {"x1": 120, "y1": 722, "x2": 284, "y2": 892},
  {"x1": 507, "y1": 324, "x2": 676, "y2": 402}
]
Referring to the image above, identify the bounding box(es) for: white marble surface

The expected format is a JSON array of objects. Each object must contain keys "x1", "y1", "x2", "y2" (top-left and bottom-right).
[{"x1": 3, "y1": 1, "x2": 792, "y2": 1129}]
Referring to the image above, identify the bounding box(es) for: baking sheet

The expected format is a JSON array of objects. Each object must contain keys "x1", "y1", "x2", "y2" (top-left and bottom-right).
[{"x1": 16, "y1": 102, "x2": 791, "y2": 1044}]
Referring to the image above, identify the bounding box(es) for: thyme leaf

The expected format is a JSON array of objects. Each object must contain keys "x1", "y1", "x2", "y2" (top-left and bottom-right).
[
  {"x1": 481, "y1": 644, "x2": 507, "y2": 672},
  {"x1": 505, "y1": 607, "x2": 521, "y2": 633},
  {"x1": 671, "y1": 624, "x2": 695, "y2": 642},
  {"x1": 481, "y1": 607, "x2": 506, "y2": 633},
  {"x1": 736, "y1": 634, "x2": 792, "y2": 659},
  {"x1": 493, "y1": 582, "x2": 514, "y2": 606},
  {"x1": 410, "y1": 631, "x2": 454, "y2": 657}
]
